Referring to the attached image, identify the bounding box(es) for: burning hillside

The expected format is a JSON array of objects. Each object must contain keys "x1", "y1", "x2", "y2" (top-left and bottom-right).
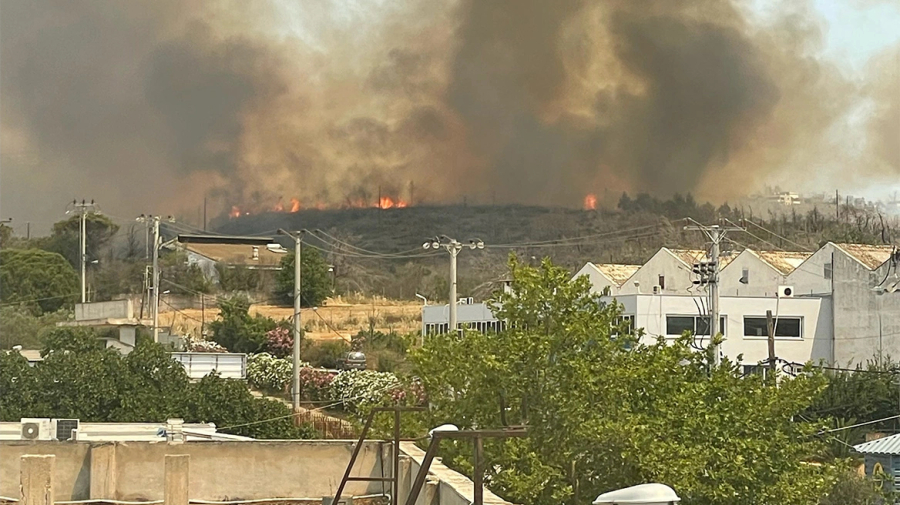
[{"x1": 1, "y1": 1, "x2": 897, "y2": 225}]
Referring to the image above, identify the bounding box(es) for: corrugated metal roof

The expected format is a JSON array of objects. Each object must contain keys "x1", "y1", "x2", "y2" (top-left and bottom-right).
[
  {"x1": 595, "y1": 263, "x2": 640, "y2": 286},
  {"x1": 854, "y1": 432, "x2": 900, "y2": 455},
  {"x1": 754, "y1": 251, "x2": 813, "y2": 275},
  {"x1": 835, "y1": 243, "x2": 895, "y2": 270}
]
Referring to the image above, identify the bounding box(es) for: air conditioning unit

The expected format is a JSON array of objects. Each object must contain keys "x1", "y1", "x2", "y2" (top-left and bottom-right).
[
  {"x1": 777, "y1": 285, "x2": 794, "y2": 298},
  {"x1": 652, "y1": 285, "x2": 662, "y2": 295},
  {"x1": 53, "y1": 419, "x2": 80, "y2": 441},
  {"x1": 20, "y1": 418, "x2": 52, "y2": 441}
]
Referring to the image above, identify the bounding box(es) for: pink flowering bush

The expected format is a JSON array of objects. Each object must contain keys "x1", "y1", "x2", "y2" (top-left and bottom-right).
[
  {"x1": 265, "y1": 327, "x2": 293, "y2": 358},
  {"x1": 298, "y1": 367, "x2": 335, "y2": 401}
]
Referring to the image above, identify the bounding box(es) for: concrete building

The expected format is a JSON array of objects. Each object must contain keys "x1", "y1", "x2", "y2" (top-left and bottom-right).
[
  {"x1": 572, "y1": 262, "x2": 640, "y2": 295},
  {"x1": 719, "y1": 250, "x2": 812, "y2": 297},
  {"x1": 608, "y1": 293, "x2": 833, "y2": 372},
  {"x1": 56, "y1": 300, "x2": 149, "y2": 354},
  {"x1": 787, "y1": 242, "x2": 900, "y2": 365},
  {"x1": 422, "y1": 302, "x2": 504, "y2": 335},
  {"x1": 171, "y1": 234, "x2": 286, "y2": 282},
  {"x1": 1, "y1": 438, "x2": 513, "y2": 505},
  {"x1": 617, "y1": 248, "x2": 737, "y2": 296}
]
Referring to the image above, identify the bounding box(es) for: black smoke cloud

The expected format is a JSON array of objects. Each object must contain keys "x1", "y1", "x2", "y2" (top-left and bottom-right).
[{"x1": 0, "y1": 0, "x2": 892, "y2": 228}]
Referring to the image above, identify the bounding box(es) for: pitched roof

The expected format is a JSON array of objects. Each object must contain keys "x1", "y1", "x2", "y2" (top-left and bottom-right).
[
  {"x1": 854, "y1": 432, "x2": 900, "y2": 455},
  {"x1": 834, "y1": 243, "x2": 896, "y2": 270},
  {"x1": 594, "y1": 264, "x2": 640, "y2": 286},
  {"x1": 182, "y1": 243, "x2": 285, "y2": 268},
  {"x1": 666, "y1": 248, "x2": 738, "y2": 269},
  {"x1": 753, "y1": 251, "x2": 813, "y2": 275}
]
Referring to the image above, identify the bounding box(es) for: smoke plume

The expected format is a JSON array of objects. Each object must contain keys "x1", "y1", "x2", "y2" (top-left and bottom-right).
[{"x1": 0, "y1": 0, "x2": 895, "y2": 228}]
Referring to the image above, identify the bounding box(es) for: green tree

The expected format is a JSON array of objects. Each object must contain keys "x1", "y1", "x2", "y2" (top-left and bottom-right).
[
  {"x1": 0, "y1": 327, "x2": 313, "y2": 439},
  {"x1": 0, "y1": 305, "x2": 71, "y2": 349},
  {"x1": 0, "y1": 248, "x2": 79, "y2": 313},
  {"x1": 410, "y1": 256, "x2": 838, "y2": 505},
  {"x1": 0, "y1": 222, "x2": 12, "y2": 248},
  {"x1": 208, "y1": 295, "x2": 278, "y2": 353},
  {"x1": 48, "y1": 213, "x2": 120, "y2": 268},
  {"x1": 274, "y1": 246, "x2": 331, "y2": 307}
]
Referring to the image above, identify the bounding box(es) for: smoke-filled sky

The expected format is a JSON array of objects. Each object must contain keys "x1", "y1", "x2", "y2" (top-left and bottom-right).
[{"x1": 1, "y1": 0, "x2": 898, "y2": 232}]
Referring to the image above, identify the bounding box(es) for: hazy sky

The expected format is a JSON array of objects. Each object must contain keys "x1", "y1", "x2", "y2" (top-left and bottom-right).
[{"x1": 1, "y1": 0, "x2": 898, "y2": 235}]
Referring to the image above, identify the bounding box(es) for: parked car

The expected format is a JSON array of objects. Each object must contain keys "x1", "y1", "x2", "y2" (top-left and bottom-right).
[{"x1": 337, "y1": 351, "x2": 367, "y2": 371}]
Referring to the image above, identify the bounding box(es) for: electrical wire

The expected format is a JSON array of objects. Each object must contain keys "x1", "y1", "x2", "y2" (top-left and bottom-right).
[{"x1": 742, "y1": 219, "x2": 813, "y2": 252}]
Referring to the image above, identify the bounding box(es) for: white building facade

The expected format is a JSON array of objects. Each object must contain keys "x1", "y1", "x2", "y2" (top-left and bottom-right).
[
  {"x1": 787, "y1": 243, "x2": 900, "y2": 365},
  {"x1": 572, "y1": 263, "x2": 640, "y2": 295},
  {"x1": 718, "y1": 250, "x2": 811, "y2": 297},
  {"x1": 608, "y1": 293, "x2": 834, "y2": 370}
]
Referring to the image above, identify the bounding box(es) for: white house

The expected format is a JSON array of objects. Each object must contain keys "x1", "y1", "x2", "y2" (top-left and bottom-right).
[
  {"x1": 572, "y1": 262, "x2": 640, "y2": 295},
  {"x1": 607, "y1": 293, "x2": 833, "y2": 372},
  {"x1": 719, "y1": 250, "x2": 812, "y2": 297},
  {"x1": 617, "y1": 248, "x2": 737, "y2": 295},
  {"x1": 787, "y1": 242, "x2": 900, "y2": 365}
]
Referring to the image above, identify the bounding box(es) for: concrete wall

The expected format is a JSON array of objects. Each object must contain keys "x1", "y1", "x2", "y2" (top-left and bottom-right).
[
  {"x1": 75, "y1": 300, "x2": 133, "y2": 321},
  {"x1": 1, "y1": 440, "x2": 515, "y2": 505},
  {"x1": 0, "y1": 441, "x2": 385, "y2": 501},
  {"x1": 572, "y1": 263, "x2": 616, "y2": 295},
  {"x1": 400, "y1": 442, "x2": 513, "y2": 505},
  {"x1": 611, "y1": 294, "x2": 833, "y2": 366},
  {"x1": 719, "y1": 251, "x2": 786, "y2": 297},
  {"x1": 787, "y1": 244, "x2": 900, "y2": 365},
  {"x1": 618, "y1": 249, "x2": 693, "y2": 295}
]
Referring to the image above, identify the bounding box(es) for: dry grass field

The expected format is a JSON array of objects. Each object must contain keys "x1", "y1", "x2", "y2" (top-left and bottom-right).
[{"x1": 158, "y1": 294, "x2": 423, "y2": 341}]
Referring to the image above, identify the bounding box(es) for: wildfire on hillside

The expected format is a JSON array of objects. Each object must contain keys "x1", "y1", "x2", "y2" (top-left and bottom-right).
[
  {"x1": 228, "y1": 195, "x2": 410, "y2": 218},
  {"x1": 583, "y1": 194, "x2": 597, "y2": 210}
]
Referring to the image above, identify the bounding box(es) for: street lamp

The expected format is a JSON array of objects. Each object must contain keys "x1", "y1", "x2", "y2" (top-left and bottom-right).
[
  {"x1": 422, "y1": 235, "x2": 485, "y2": 335},
  {"x1": 593, "y1": 483, "x2": 681, "y2": 505}
]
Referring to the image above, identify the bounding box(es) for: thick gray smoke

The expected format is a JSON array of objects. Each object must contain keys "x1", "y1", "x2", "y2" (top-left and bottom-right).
[{"x1": 0, "y1": 0, "x2": 895, "y2": 228}]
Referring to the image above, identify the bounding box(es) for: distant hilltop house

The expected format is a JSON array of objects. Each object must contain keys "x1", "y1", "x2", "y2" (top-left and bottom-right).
[
  {"x1": 769, "y1": 191, "x2": 801, "y2": 206},
  {"x1": 169, "y1": 234, "x2": 287, "y2": 283}
]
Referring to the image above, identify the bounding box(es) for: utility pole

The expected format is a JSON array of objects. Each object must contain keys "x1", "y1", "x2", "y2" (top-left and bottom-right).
[
  {"x1": 70, "y1": 200, "x2": 98, "y2": 304},
  {"x1": 766, "y1": 309, "x2": 776, "y2": 382},
  {"x1": 685, "y1": 220, "x2": 743, "y2": 366},
  {"x1": 423, "y1": 236, "x2": 485, "y2": 334},
  {"x1": 137, "y1": 214, "x2": 172, "y2": 343},
  {"x1": 278, "y1": 229, "x2": 304, "y2": 414}
]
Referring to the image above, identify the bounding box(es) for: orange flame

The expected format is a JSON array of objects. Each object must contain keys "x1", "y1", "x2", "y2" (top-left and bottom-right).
[
  {"x1": 230, "y1": 206, "x2": 241, "y2": 218},
  {"x1": 290, "y1": 198, "x2": 301, "y2": 212},
  {"x1": 583, "y1": 194, "x2": 597, "y2": 210},
  {"x1": 396, "y1": 200, "x2": 408, "y2": 208},
  {"x1": 378, "y1": 196, "x2": 396, "y2": 209},
  {"x1": 273, "y1": 198, "x2": 284, "y2": 212}
]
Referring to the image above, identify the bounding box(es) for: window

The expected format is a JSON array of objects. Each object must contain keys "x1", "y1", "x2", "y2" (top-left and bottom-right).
[
  {"x1": 824, "y1": 262, "x2": 833, "y2": 280},
  {"x1": 740, "y1": 268, "x2": 749, "y2": 284},
  {"x1": 743, "y1": 316, "x2": 802, "y2": 338},
  {"x1": 666, "y1": 315, "x2": 726, "y2": 336},
  {"x1": 612, "y1": 315, "x2": 635, "y2": 335},
  {"x1": 658, "y1": 275, "x2": 666, "y2": 290}
]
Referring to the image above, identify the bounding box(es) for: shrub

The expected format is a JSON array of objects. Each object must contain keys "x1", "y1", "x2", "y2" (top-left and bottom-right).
[
  {"x1": 327, "y1": 370, "x2": 401, "y2": 416},
  {"x1": 247, "y1": 353, "x2": 296, "y2": 392},
  {"x1": 265, "y1": 327, "x2": 294, "y2": 358},
  {"x1": 304, "y1": 340, "x2": 350, "y2": 369}
]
